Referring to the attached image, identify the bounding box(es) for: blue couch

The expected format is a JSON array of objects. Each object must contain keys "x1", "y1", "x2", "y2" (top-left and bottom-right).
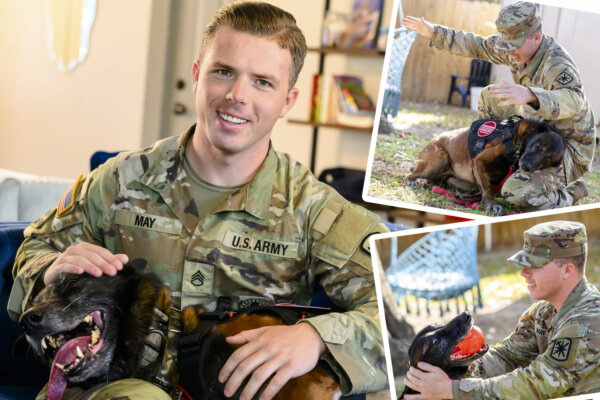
[{"x1": 0, "y1": 222, "x2": 47, "y2": 399}]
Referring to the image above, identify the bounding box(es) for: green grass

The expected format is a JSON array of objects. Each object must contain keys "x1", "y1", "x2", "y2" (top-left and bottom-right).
[{"x1": 370, "y1": 102, "x2": 600, "y2": 216}]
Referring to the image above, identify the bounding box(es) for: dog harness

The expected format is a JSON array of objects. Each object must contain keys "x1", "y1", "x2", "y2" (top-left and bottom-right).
[
  {"x1": 176, "y1": 303, "x2": 331, "y2": 400},
  {"x1": 468, "y1": 116, "x2": 521, "y2": 162}
]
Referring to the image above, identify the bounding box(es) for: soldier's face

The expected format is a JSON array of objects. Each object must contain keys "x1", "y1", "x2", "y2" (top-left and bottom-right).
[
  {"x1": 191, "y1": 26, "x2": 299, "y2": 158},
  {"x1": 520, "y1": 260, "x2": 566, "y2": 303},
  {"x1": 505, "y1": 33, "x2": 542, "y2": 66}
]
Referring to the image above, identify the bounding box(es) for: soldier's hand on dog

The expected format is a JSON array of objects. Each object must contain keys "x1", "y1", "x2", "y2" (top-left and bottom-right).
[
  {"x1": 404, "y1": 362, "x2": 453, "y2": 400},
  {"x1": 401, "y1": 16, "x2": 434, "y2": 38},
  {"x1": 489, "y1": 79, "x2": 538, "y2": 107},
  {"x1": 43, "y1": 242, "x2": 128, "y2": 285},
  {"x1": 218, "y1": 322, "x2": 326, "y2": 400}
]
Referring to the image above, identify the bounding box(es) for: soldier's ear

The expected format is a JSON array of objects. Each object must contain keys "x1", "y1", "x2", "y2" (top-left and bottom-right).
[{"x1": 562, "y1": 262, "x2": 576, "y2": 279}]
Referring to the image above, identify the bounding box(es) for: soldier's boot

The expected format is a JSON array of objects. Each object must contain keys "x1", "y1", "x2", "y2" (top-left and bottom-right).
[{"x1": 566, "y1": 181, "x2": 589, "y2": 204}]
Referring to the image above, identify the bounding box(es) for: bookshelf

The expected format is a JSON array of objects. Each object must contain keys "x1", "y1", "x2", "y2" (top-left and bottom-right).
[{"x1": 289, "y1": 45, "x2": 384, "y2": 171}]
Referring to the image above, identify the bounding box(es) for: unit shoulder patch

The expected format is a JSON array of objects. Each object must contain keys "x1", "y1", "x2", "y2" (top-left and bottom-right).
[
  {"x1": 550, "y1": 338, "x2": 572, "y2": 361},
  {"x1": 555, "y1": 71, "x2": 573, "y2": 85}
]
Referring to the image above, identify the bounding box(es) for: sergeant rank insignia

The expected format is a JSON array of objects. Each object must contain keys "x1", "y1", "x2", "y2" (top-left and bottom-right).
[
  {"x1": 550, "y1": 338, "x2": 571, "y2": 361},
  {"x1": 555, "y1": 71, "x2": 573, "y2": 85},
  {"x1": 191, "y1": 271, "x2": 205, "y2": 287}
]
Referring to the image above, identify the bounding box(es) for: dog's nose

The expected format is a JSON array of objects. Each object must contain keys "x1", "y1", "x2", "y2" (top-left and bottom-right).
[{"x1": 19, "y1": 308, "x2": 46, "y2": 334}]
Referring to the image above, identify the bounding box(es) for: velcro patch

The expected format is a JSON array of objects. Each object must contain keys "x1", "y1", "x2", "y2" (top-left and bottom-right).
[
  {"x1": 555, "y1": 71, "x2": 573, "y2": 85},
  {"x1": 115, "y1": 210, "x2": 183, "y2": 235},
  {"x1": 222, "y1": 231, "x2": 298, "y2": 259},
  {"x1": 57, "y1": 175, "x2": 84, "y2": 215},
  {"x1": 360, "y1": 232, "x2": 380, "y2": 255},
  {"x1": 520, "y1": 304, "x2": 534, "y2": 322},
  {"x1": 550, "y1": 338, "x2": 571, "y2": 361}
]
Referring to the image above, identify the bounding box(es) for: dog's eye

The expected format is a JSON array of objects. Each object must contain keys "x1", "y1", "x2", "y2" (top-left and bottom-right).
[{"x1": 432, "y1": 338, "x2": 439, "y2": 344}]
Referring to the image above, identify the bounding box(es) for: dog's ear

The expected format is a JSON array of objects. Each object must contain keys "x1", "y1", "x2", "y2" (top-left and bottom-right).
[
  {"x1": 127, "y1": 258, "x2": 148, "y2": 273},
  {"x1": 514, "y1": 120, "x2": 538, "y2": 147},
  {"x1": 548, "y1": 132, "x2": 567, "y2": 166}
]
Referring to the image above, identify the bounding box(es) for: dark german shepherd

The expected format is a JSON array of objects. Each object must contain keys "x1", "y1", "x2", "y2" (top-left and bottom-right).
[
  {"x1": 399, "y1": 312, "x2": 488, "y2": 399},
  {"x1": 19, "y1": 263, "x2": 170, "y2": 400},
  {"x1": 19, "y1": 264, "x2": 341, "y2": 400},
  {"x1": 406, "y1": 119, "x2": 566, "y2": 215}
]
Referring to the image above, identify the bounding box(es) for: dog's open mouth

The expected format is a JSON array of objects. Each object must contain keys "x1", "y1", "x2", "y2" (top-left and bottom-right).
[
  {"x1": 450, "y1": 325, "x2": 488, "y2": 361},
  {"x1": 45, "y1": 310, "x2": 105, "y2": 400}
]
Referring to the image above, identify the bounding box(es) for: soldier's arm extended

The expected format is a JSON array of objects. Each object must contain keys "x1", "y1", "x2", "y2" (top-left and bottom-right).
[
  {"x1": 7, "y1": 167, "x2": 117, "y2": 321},
  {"x1": 303, "y1": 199, "x2": 388, "y2": 394},
  {"x1": 452, "y1": 320, "x2": 599, "y2": 399},
  {"x1": 469, "y1": 304, "x2": 542, "y2": 378},
  {"x1": 524, "y1": 64, "x2": 589, "y2": 121},
  {"x1": 429, "y1": 25, "x2": 509, "y2": 65}
]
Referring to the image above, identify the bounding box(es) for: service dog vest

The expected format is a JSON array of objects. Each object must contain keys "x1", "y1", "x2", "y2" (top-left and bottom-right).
[{"x1": 468, "y1": 117, "x2": 520, "y2": 161}]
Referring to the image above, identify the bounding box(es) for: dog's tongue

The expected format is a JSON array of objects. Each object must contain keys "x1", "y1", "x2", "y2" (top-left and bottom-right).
[
  {"x1": 452, "y1": 326, "x2": 485, "y2": 358},
  {"x1": 48, "y1": 336, "x2": 91, "y2": 400}
]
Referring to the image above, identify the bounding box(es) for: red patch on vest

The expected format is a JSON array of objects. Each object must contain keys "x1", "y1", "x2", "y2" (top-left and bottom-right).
[{"x1": 477, "y1": 121, "x2": 496, "y2": 137}]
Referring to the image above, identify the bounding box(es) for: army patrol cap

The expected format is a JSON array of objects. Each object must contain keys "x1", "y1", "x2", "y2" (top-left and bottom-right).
[
  {"x1": 495, "y1": 1, "x2": 541, "y2": 52},
  {"x1": 508, "y1": 221, "x2": 587, "y2": 268}
]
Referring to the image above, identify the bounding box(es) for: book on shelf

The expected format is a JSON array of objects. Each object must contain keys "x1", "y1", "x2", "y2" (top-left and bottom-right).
[{"x1": 309, "y1": 74, "x2": 375, "y2": 129}]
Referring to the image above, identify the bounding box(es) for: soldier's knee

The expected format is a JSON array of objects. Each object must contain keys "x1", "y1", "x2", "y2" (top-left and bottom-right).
[
  {"x1": 501, "y1": 175, "x2": 544, "y2": 210},
  {"x1": 87, "y1": 379, "x2": 170, "y2": 400}
]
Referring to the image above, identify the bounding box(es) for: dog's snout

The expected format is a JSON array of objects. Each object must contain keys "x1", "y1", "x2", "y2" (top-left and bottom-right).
[
  {"x1": 459, "y1": 310, "x2": 470, "y2": 321},
  {"x1": 20, "y1": 308, "x2": 46, "y2": 333}
]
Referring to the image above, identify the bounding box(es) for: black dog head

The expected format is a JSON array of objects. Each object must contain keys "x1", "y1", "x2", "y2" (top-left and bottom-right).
[
  {"x1": 19, "y1": 262, "x2": 163, "y2": 399},
  {"x1": 401, "y1": 312, "x2": 488, "y2": 398},
  {"x1": 514, "y1": 121, "x2": 566, "y2": 172}
]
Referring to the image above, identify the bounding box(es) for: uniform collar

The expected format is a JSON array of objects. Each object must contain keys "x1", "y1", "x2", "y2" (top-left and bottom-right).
[
  {"x1": 141, "y1": 125, "x2": 276, "y2": 226},
  {"x1": 522, "y1": 34, "x2": 551, "y2": 79},
  {"x1": 210, "y1": 144, "x2": 276, "y2": 219},
  {"x1": 552, "y1": 277, "x2": 588, "y2": 325}
]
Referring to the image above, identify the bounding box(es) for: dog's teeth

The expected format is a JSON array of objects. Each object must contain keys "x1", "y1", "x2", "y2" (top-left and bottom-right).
[
  {"x1": 55, "y1": 363, "x2": 65, "y2": 371},
  {"x1": 41, "y1": 337, "x2": 47, "y2": 350},
  {"x1": 84, "y1": 315, "x2": 93, "y2": 323},
  {"x1": 91, "y1": 327, "x2": 100, "y2": 344},
  {"x1": 76, "y1": 346, "x2": 84, "y2": 358}
]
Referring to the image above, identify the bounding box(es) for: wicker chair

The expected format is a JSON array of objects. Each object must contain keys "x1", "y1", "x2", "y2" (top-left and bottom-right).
[
  {"x1": 381, "y1": 1, "x2": 417, "y2": 118},
  {"x1": 386, "y1": 226, "x2": 483, "y2": 316}
]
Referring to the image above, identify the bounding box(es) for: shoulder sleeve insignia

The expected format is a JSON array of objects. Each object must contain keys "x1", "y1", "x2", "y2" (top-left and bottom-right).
[
  {"x1": 57, "y1": 174, "x2": 84, "y2": 216},
  {"x1": 555, "y1": 71, "x2": 574, "y2": 85},
  {"x1": 360, "y1": 232, "x2": 380, "y2": 255},
  {"x1": 519, "y1": 304, "x2": 535, "y2": 322},
  {"x1": 550, "y1": 338, "x2": 572, "y2": 361}
]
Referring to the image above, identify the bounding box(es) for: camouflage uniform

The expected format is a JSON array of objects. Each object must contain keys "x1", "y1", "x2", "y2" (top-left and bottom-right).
[
  {"x1": 429, "y1": 1, "x2": 596, "y2": 210},
  {"x1": 7, "y1": 126, "x2": 388, "y2": 398},
  {"x1": 452, "y1": 221, "x2": 600, "y2": 399}
]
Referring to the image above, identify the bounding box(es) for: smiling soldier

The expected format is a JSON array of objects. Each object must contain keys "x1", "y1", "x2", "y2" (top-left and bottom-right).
[
  {"x1": 404, "y1": 221, "x2": 600, "y2": 399},
  {"x1": 8, "y1": 1, "x2": 387, "y2": 399},
  {"x1": 402, "y1": 1, "x2": 595, "y2": 212}
]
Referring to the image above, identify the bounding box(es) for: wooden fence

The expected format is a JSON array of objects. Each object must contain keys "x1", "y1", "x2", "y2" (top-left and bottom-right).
[
  {"x1": 376, "y1": 209, "x2": 600, "y2": 269},
  {"x1": 400, "y1": 0, "x2": 500, "y2": 105}
]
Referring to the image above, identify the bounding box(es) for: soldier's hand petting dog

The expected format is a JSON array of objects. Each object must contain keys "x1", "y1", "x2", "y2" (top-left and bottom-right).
[
  {"x1": 489, "y1": 79, "x2": 538, "y2": 107},
  {"x1": 404, "y1": 362, "x2": 453, "y2": 400},
  {"x1": 43, "y1": 242, "x2": 128, "y2": 285},
  {"x1": 401, "y1": 16, "x2": 435, "y2": 38},
  {"x1": 219, "y1": 322, "x2": 326, "y2": 400}
]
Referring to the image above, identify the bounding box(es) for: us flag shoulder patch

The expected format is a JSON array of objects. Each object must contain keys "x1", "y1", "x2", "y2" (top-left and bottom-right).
[{"x1": 57, "y1": 175, "x2": 84, "y2": 215}]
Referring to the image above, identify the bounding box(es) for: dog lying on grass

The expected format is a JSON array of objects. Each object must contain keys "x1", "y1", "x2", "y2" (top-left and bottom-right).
[
  {"x1": 405, "y1": 118, "x2": 566, "y2": 215},
  {"x1": 19, "y1": 264, "x2": 341, "y2": 400},
  {"x1": 399, "y1": 311, "x2": 488, "y2": 399}
]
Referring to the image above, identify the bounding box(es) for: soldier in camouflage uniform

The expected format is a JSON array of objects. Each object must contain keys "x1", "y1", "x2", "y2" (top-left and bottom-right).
[
  {"x1": 402, "y1": 1, "x2": 595, "y2": 211},
  {"x1": 404, "y1": 221, "x2": 600, "y2": 399},
  {"x1": 7, "y1": 2, "x2": 388, "y2": 399}
]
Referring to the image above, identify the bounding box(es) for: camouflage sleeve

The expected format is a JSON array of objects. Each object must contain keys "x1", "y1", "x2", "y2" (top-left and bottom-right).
[
  {"x1": 7, "y1": 166, "x2": 116, "y2": 322},
  {"x1": 452, "y1": 319, "x2": 598, "y2": 399},
  {"x1": 429, "y1": 25, "x2": 509, "y2": 65},
  {"x1": 469, "y1": 303, "x2": 541, "y2": 379},
  {"x1": 302, "y1": 199, "x2": 388, "y2": 394},
  {"x1": 524, "y1": 64, "x2": 588, "y2": 121}
]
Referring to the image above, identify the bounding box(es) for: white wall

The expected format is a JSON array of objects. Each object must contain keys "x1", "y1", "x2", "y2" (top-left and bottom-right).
[
  {"x1": 0, "y1": 0, "x2": 154, "y2": 178},
  {"x1": 0, "y1": 0, "x2": 393, "y2": 179}
]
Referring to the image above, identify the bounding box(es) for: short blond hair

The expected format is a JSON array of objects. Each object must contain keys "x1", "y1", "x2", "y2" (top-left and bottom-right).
[{"x1": 198, "y1": 1, "x2": 307, "y2": 89}]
